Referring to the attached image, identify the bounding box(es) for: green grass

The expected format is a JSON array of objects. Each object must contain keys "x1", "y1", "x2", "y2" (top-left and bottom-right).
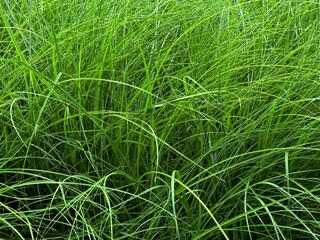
[{"x1": 1, "y1": 0, "x2": 320, "y2": 239}]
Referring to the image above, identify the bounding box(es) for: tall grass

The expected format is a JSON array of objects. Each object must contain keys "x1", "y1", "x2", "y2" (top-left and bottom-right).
[{"x1": 1, "y1": 0, "x2": 320, "y2": 239}]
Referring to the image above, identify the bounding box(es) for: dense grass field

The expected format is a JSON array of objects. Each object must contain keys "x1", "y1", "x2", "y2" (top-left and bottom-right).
[{"x1": 1, "y1": 0, "x2": 320, "y2": 239}]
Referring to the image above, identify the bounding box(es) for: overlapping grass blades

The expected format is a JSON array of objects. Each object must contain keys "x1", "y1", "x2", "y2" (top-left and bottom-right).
[{"x1": 1, "y1": 0, "x2": 320, "y2": 239}]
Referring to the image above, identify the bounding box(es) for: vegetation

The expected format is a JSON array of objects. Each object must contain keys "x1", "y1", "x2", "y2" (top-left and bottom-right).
[{"x1": 1, "y1": 0, "x2": 320, "y2": 239}]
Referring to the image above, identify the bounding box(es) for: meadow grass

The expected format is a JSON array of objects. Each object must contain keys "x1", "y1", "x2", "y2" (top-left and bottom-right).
[{"x1": 1, "y1": 0, "x2": 320, "y2": 239}]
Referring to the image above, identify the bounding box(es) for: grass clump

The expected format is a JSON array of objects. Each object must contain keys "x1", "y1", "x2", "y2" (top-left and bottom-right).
[{"x1": 1, "y1": 0, "x2": 320, "y2": 239}]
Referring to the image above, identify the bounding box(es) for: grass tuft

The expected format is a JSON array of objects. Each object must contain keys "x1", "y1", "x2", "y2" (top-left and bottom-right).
[{"x1": 1, "y1": 0, "x2": 320, "y2": 239}]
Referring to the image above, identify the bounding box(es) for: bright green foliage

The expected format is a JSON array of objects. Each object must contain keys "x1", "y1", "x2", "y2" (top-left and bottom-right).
[{"x1": 1, "y1": 0, "x2": 320, "y2": 239}]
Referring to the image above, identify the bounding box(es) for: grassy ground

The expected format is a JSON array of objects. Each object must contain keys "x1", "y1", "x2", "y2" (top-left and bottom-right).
[{"x1": 1, "y1": 0, "x2": 320, "y2": 239}]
